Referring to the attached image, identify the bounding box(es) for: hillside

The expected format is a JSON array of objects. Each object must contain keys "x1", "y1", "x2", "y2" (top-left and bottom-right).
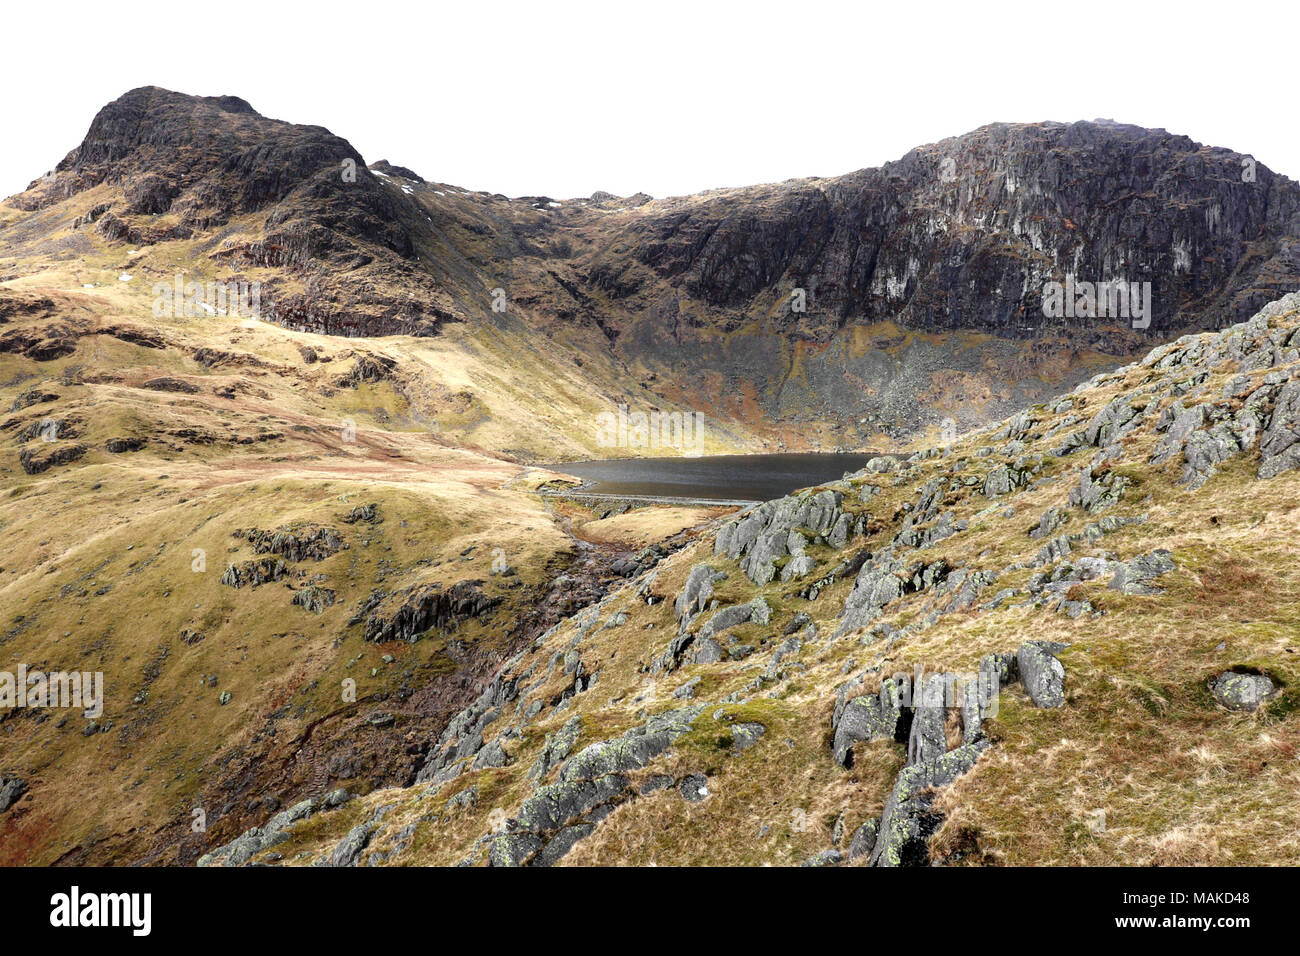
[
  {"x1": 0, "y1": 278, "x2": 741, "y2": 863},
  {"x1": 195, "y1": 292, "x2": 1300, "y2": 867},
  {"x1": 6, "y1": 88, "x2": 1300, "y2": 450},
  {"x1": 1, "y1": 88, "x2": 1298, "y2": 867}
]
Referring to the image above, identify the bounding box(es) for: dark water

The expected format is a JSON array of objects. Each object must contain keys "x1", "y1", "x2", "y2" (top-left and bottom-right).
[{"x1": 547, "y1": 453, "x2": 875, "y2": 502}]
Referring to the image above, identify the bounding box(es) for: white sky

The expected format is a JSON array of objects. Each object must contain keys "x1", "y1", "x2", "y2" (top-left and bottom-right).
[{"x1": 3, "y1": 0, "x2": 1297, "y2": 201}]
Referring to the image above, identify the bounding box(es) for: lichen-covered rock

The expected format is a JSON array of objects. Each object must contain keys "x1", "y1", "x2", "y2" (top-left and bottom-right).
[
  {"x1": 832, "y1": 677, "x2": 906, "y2": 766},
  {"x1": 1017, "y1": 641, "x2": 1067, "y2": 708},
  {"x1": 0, "y1": 775, "x2": 27, "y2": 813},
  {"x1": 673, "y1": 676, "x2": 701, "y2": 699},
  {"x1": 847, "y1": 818, "x2": 878, "y2": 860},
  {"x1": 730, "y1": 722, "x2": 765, "y2": 753},
  {"x1": 198, "y1": 789, "x2": 353, "y2": 866},
  {"x1": 241, "y1": 524, "x2": 342, "y2": 562},
  {"x1": 560, "y1": 707, "x2": 703, "y2": 782},
  {"x1": 674, "y1": 563, "x2": 725, "y2": 621},
  {"x1": 780, "y1": 553, "x2": 817, "y2": 582},
  {"x1": 531, "y1": 824, "x2": 596, "y2": 867},
  {"x1": 679, "y1": 773, "x2": 710, "y2": 802},
  {"x1": 515, "y1": 773, "x2": 630, "y2": 833},
  {"x1": 220, "y1": 556, "x2": 288, "y2": 588},
  {"x1": 328, "y1": 822, "x2": 375, "y2": 867},
  {"x1": 1028, "y1": 506, "x2": 1064, "y2": 540},
  {"x1": 983, "y1": 464, "x2": 1014, "y2": 497},
  {"x1": 1180, "y1": 425, "x2": 1242, "y2": 489},
  {"x1": 800, "y1": 849, "x2": 843, "y2": 867},
  {"x1": 1083, "y1": 396, "x2": 1144, "y2": 447},
  {"x1": 1108, "y1": 549, "x2": 1176, "y2": 595},
  {"x1": 481, "y1": 706, "x2": 705, "y2": 866},
  {"x1": 765, "y1": 635, "x2": 802, "y2": 680},
  {"x1": 870, "y1": 740, "x2": 991, "y2": 867},
  {"x1": 1258, "y1": 380, "x2": 1300, "y2": 479},
  {"x1": 691, "y1": 596, "x2": 770, "y2": 645},
  {"x1": 1210, "y1": 672, "x2": 1278, "y2": 712},
  {"x1": 415, "y1": 674, "x2": 519, "y2": 784},
  {"x1": 527, "y1": 715, "x2": 582, "y2": 782},
  {"x1": 471, "y1": 739, "x2": 509, "y2": 770},
  {"x1": 906, "y1": 674, "x2": 951, "y2": 766},
  {"x1": 836, "y1": 552, "x2": 907, "y2": 636},
  {"x1": 692, "y1": 638, "x2": 724, "y2": 664},
  {"x1": 1068, "y1": 466, "x2": 1128, "y2": 513},
  {"x1": 487, "y1": 830, "x2": 544, "y2": 867},
  {"x1": 715, "y1": 489, "x2": 844, "y2": 584}
]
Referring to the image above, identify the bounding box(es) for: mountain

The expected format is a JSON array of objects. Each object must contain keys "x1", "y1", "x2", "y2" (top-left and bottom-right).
[
  {"x1": 7, "y1": 87, "x2": 1300, "y2": 448},
  {"x1": 0, "y1": 89, "x2": 1297, "y2": 866}
]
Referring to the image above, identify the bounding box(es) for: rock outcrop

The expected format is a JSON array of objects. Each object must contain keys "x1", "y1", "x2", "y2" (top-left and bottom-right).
[{"x1": 362, "y1": 581, "x2": 502, "y2": 644}]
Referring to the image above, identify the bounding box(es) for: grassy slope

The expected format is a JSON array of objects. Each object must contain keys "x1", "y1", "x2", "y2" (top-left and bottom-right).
[
  {"x1": 243, "y1": 300, "x2": 1300, "y2": 867},
  {"x1": 0, "y1": 224, "x2": 750, "y2": 861},
  {"x1": 3, "y1": 176, "x2": 1296, "y2": 867}
]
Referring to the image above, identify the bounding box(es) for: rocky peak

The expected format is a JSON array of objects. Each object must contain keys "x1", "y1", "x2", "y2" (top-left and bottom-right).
[{"x1": 595, "y1": 120, "x2": 1300, "y2": 338}]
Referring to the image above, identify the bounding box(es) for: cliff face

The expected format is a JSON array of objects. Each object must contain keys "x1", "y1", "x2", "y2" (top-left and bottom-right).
[
  {"x1": 574, "y1": 121, "x2": 1300, "y2": 439},
  {"x1": 5, "y1": 89, "x2": 1300, "y2": 444},
  {"x1": 596, "y1": 121, "x2": 1300, "y2": 336}
]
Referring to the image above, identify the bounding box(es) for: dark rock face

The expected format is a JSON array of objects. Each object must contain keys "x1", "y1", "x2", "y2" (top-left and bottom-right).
[
  {"x1": 220, "y1": 557, "x2": 289, "y2": 588},
  {"x1": 9, "y1": 387, "x2": 58, "y2": 411},
  {"x1": 18, "y1": 442, "x2": 86, "y2": 474},
  {"x1": 240, "y1": 524, "x2": 343, "y2": 562},
  {"x1": 140, "y1": 376, "x2": 200, "y2": 394},
  {"x1": 362, "y1": 580, "x2": 502, "y2": 643},
  {"x1": 0, "y1": 775, "x2": 27, "y2": 813},
  {"x1": 60, "y1": 87, "x2": 363, "y2": 224},
  {"x1": 598, "y1": 122, "x2": 1300, "y2": 337},
  {"x1": 578, "y1": 123, "x2": 1300, "y2": 436}
]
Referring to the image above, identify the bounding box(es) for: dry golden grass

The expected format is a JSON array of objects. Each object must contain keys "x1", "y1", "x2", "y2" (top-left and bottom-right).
[{"x1": 5, "y1": 218, "x2": 1299, "y2": 867}]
